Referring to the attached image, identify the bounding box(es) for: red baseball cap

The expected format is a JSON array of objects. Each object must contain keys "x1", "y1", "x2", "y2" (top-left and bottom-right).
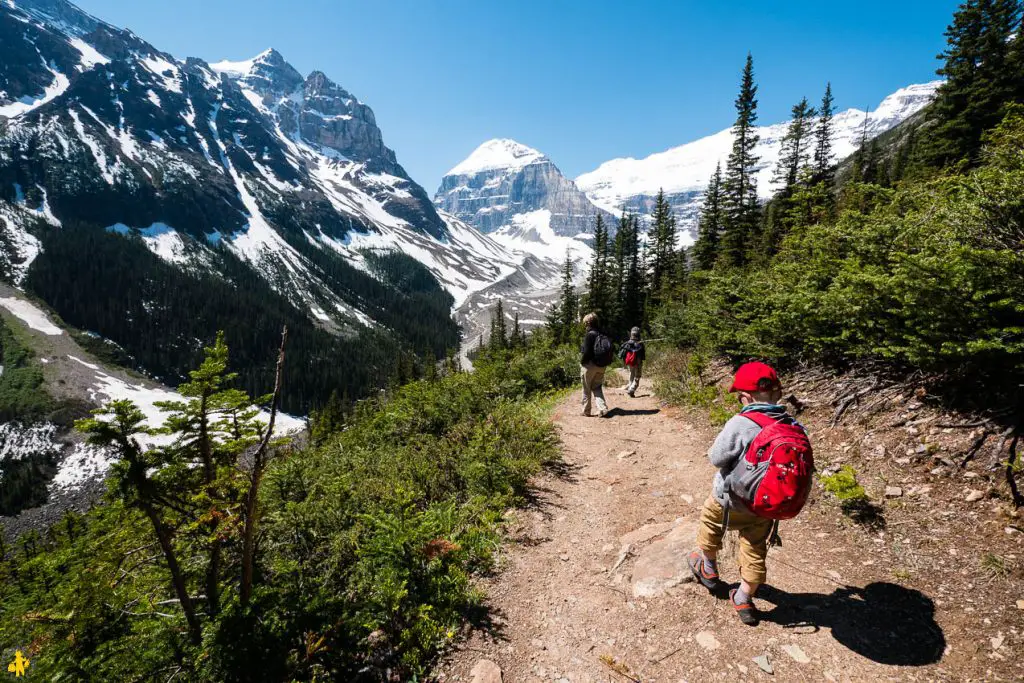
[{"x1": 729, "y1": 361, "x2": 780, "y2": 393}]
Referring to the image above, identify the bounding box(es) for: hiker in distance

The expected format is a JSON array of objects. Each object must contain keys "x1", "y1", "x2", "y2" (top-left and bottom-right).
[
  {"x1": 687, "y1": 362, "x2": 814, "y2": 625},
  {"x1": 618, "y1": 326, "x2": 646, "y2": 398},
  {"x1": 579, "y1": 312, "x2": 615, "y2": 417}
]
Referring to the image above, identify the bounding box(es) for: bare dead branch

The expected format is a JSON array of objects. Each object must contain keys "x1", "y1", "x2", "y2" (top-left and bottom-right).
[{"x1": 241, "y1": 325, "x2": 288, "y2": 607}]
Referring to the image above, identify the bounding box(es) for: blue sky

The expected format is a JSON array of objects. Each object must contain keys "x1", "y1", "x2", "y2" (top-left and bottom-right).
[{"x1": 75, "y1": 0, "x2": 960, "y2": 192}]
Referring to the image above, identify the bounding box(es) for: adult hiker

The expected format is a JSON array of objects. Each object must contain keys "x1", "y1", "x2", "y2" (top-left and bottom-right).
[
  {"x1": 618, "y1": 326, "x2": 646, "y2": 398},
  {"x1": 687, "y1": 361, "x2": 814, "y2": 625},
  {"x1": 579, "y1": 312, "x2": 614, "y2": 417}
]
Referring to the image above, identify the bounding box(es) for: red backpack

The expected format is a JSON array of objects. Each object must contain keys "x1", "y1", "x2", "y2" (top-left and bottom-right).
[
  {"x1": 624, "y1": 350, "x2": 638, "y2": 366},
  {"x1": 728, "y1": 411, "x2": 814, "y2": 520}
]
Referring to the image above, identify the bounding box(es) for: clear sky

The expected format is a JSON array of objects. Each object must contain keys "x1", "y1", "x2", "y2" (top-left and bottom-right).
[{"x1": 73, "y1": 0, "x2": 961, "y2": 193}]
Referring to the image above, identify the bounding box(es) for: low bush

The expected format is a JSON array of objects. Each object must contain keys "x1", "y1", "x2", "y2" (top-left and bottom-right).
[{"x1": 0, "y1": 336, "x2": 578, "y2": 681}]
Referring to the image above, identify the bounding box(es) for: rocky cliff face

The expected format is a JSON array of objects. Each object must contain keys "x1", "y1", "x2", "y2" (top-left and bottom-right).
[
  {"x1": 435, "y1": 139, "x2": 613, "y2": 240},
  {"x1": 0, "y1": 0, "x2": 517, "y2": 310}
]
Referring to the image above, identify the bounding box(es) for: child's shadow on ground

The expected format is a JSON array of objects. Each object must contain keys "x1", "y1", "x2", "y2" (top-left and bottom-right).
[
  {"x1": 754, "y1": 582, "x2": 946, "y2": 666},
  {"x1": 605, "y1": 407, "x2": 661, "y2": 417}
]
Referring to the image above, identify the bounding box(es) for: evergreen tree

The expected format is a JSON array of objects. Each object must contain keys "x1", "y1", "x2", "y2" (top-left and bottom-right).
[
  {"x1": 489, "y1": 300, "x2": 508, "y2": 350},
  {"x1": 812, "y1": 82, "x2": 836, "y2": 184},
  {"x1": 584, "y1": 214, "x2": 613, "y2": 318},
  {"x1": 773, "y1": 97, "x2": 816, "y2": 191},
  {"x1": 692, "y1": 163, "x2": 724, "y2": 270},
  {"x1": 546, "y1": 251, "x2": 579, "y2": 345},
  {"x1": 648, "y1": 189, "x2": 678, "y2": 299},
  {"x1": 719, "y1": 53, "x2": 761, "y2": 268},
  {"x1": 510, "y1": 311, "x2": 524, "y2": 349},
  {"x1": 927, "y1": 0, "x2": 1021, "y2": 165},
  {"x1": 622, "y1": 215, "x2": 646, "y2": 332}
]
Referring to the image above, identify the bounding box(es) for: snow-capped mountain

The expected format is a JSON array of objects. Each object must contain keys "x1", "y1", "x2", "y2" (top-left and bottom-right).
[
  {"x1": 575, "y1": 82, "x2": 941, "y2": 238},
  {"x1": 434, "y1": 138, "x2": 613, "y2": 263},
  {"x1": 0, "y1": 0, "x2": 519, "y2": 321}
]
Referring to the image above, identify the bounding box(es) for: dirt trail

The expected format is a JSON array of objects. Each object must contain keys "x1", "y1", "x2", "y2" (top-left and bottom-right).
[{"x1": 437, "y1": 373, "x2": 1019, "y2": 682}]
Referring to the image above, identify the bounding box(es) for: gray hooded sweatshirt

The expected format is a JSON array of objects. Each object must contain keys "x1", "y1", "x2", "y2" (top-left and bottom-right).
[{"x1": 708, "y1": 403, "x2": 791, "y2": 511}]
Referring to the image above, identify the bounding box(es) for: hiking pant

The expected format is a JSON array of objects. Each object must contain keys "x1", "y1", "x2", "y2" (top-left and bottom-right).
[
  {"x1": 626, "y1": 362, "x2": 642, "y2": 395},
  {"x1": 580, "y1": 364, "x2": 607, "y2": 416},
  {"x1": 696, "y1": 496, "x2": 772, "y2": 585}
]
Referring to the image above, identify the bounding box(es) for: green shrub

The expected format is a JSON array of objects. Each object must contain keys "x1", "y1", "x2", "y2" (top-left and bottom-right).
[
  {"x1": 0, "y1": 335, "x2": 573, "y2": 681},
  {"x1": 820, "y1": 465, "x2": 868, "y2": 504}
]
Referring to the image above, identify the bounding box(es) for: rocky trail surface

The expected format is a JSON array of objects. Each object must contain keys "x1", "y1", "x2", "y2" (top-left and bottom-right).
[{"x1": 436, "y1": 373, "x2": 1021, "y2": 682}]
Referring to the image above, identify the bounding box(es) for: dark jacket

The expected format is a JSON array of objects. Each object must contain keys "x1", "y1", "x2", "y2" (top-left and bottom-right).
[
  {"x1": 580, "y1": 329, "x2": 600, "y2": 366},
  {"x1": 618, "y1": 340, "x2": 646, "y2": 364}
]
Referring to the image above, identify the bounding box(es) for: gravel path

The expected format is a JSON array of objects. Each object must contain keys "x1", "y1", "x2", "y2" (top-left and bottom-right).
[{"x1": 436, "y1": 373, "x2": 1015, "y2": 682}]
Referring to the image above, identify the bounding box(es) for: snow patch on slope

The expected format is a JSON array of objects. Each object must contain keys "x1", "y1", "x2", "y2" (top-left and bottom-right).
[
  {"x1": 0, "y1": 297, "x2": 62, "y2": 335},
  {"x1": 491, "y1": 209, "x2": 592, "y2": 264}
]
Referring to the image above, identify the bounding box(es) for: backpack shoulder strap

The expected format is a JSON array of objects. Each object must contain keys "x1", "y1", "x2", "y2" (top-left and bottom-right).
[{"x1": 740, "y1": 410, "x2": 783, "y2": 428}]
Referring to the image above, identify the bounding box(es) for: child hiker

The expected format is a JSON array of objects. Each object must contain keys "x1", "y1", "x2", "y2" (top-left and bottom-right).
[
  {"x1": 687, "y1": 361, "x2": 814, "y2": 625},
  {"x1": 618, "y1": 327, "x2": 646, "y2": 398}
]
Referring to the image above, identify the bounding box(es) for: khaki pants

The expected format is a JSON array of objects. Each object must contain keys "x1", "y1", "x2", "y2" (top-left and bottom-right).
[
  {"x1": 696, "y1": 496, "x2": 772, "y2": 584},
  {"x1": 626, "y1": 362, "x2": 642, "y2": 395},
  {"x1": 580, "y1": 364, "x2": 607, "y2": 415}
]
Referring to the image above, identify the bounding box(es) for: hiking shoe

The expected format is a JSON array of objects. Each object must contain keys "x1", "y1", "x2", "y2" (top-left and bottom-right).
[
  {"x1": 729, "y1": 589, "x2": 760, "y2": 626},
  {"x1": 599, "y1": 408, "x2": 608, "y2": 418},
  {"x1": 627, "y1": 391, "x2": 635, "y2": 398},
  {"x1": 687, "y1": 550, "x2": 719, "y2": 591}
]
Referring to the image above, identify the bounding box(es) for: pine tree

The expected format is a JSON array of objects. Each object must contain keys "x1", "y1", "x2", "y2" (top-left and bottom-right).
[
  {"x1": 584, "y1": 214, "x2": 613, "y2": 318},
  {"x1": 510, "y1": 311, "x2": 524, "y2": 349},
  {"x1": 812, "y1": 82, "x2": 836, "y2": 184},
  {"x1": 547, "y1": 251, "x2": 579, "y2": 345},
  {"x1": 490, "y1": 300, "x2": 508, "y2": 350},
  {"x1": 926, "y1": 0, "x2": 1021, "y2": 165},
  {"x1": 648, "y1": 189, "x2": 678, "y2": 299},
  {"x1": 719, "y1": 53, "x2": 761, "y2": 268},
  {"x1": 692, "y1": 163, "x2": 724, "y2": 270},
  {"x1": 773, "y1": 97, "x2": 816, "y2": 191}
]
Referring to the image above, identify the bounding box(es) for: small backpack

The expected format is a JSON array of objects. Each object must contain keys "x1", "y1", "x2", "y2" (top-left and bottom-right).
[
  {"x1": 592, "y1": 332, "x2": 614, "y2": 367},
  {"x1": 624, "y1": 347, "x2": 638, "y2": 366},
  {"x1": 727, "y1": 411, "x2": 814, "y2": 520}
]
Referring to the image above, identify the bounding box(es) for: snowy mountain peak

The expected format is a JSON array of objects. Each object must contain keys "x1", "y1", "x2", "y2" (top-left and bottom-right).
[
  {"x1": 576, "y1": 81, "x2": 942, "y2": 233},
  {"x1": 209, "y1": 48, "x2": 282, "y2": 78},
  {"x1": 446, "y1": 138, "x2": 546, "y2": 177}
]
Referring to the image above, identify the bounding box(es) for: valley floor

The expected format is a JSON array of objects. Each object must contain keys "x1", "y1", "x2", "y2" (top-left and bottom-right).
[{"x1": 435, "y1": 373, "x2": 1021, "y2": 682}]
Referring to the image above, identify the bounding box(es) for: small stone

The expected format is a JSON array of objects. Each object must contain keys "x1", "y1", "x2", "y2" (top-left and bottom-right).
[
  {"x1": 680, "y1": 493, "x2": 694, "y2": 505},
  {"x1": 601, "y1": 543, "x2": 615, "y2": 552},
  {"x1": 470, "y1": 659, "x2": 503, "y2": 683},
  {"x1": 617, "y1": 450, "x2": 636, "y2": 460},
  {"x1": 991, "y1": 633, "x2": 1005, "y2": 650},
  {"x1": 530, "y1": 638, "x2": 545, "y2": 650},
  {"x1": 964, "y1": 472, "x2": 980, "y2": 479},
  {"x1": 826, "y1": 570, "x2": 843, "y2": 581},
  {"x1": 737, "y1": 664, "x2": 749, "y2": 675},
  {"x1": 782, "y1": 643, "x2": 811, "y2": 664},
  {"x1": 873, "y1": 444, "x2": 887, "y2": 458},
  {"x1": 895, "y1": 457, "x2": 911, "y2": 465},
  {"x1": 559, "y1": 554, "x2": 570, "y2": 562},
  {"x1": 1015, "y1": 599, "x2": 1024, "y2": 610},
  {"x1": 752, "y1": 654, "x2": 774, "y2": 674},
  {"x1": 885, "y1": 486, "x2": 903, "y2": 498},
  {"x1": 911, "y1": 485, "x2": 933, "y2": 497},
  {"x1": 907, "y1": 426, "x2": 920, "y2": 436},
  {"x1": 965, "y1": 489, "x2": 985, "y2": 503},
  {"x1": 1006, "y1": 527, "x2": 1021, "y2": 535},
  {"x1": 915, "y1": 444, "x2": 929, "y2": 454},
  {"x1": 695, "y1": 630, "x2": 720, "y2": 651}
]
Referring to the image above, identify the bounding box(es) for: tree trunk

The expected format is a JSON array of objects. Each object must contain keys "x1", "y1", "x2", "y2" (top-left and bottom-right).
[
  {"x1": 241, "y1": 326, "x2": 288, "y2": 607},
  {"x1": 143, "y1": 502, "x2": 201, "y2": 645}
]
